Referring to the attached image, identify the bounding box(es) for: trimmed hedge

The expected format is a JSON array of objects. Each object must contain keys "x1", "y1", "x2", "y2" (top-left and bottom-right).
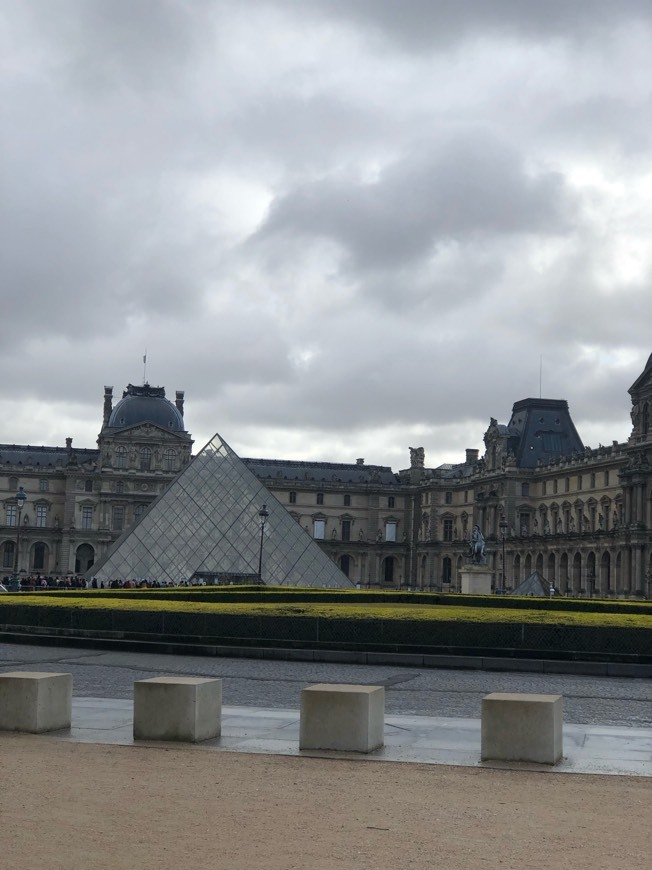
[{"x1": 0, "y1": 596, "x2": 650, "y2": 662}]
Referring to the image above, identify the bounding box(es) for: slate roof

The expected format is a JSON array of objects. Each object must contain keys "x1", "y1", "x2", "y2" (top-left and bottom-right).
[
  {"x1": 106, "y1": 383, "x2": 186, "y2": 432},
  {"x1": 0, "y1": 444, "x2": 99, "y2": 468},
  {"x1": 507, "y1": 398, "x2": 584, "y2": 468},
  {"x1": 242, "y1": 457, "x2": 399, "y2": 485}
]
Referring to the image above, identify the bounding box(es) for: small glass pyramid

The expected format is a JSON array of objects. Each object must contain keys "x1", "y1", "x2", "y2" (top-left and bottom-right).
[{"x1": 90, "y1": 433, "x2": 353, "y2": 588}]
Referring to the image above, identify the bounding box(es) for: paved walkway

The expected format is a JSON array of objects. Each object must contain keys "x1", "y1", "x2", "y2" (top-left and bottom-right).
[{"x1": 51, "y1": 696, "x2": 652, "y2": 777}]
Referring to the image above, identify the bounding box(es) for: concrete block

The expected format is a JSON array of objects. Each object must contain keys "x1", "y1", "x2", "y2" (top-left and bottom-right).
[
  {"x1": 300, "y1": 684, "x2": 384, "y2": 753},
  {"x1": 0, "y1": 671, "x2": 72, "y2": 733},
  {"x1": 481, "y1": 692, "x2": 563, "y2": 764},
  {"x1": 133, "y1": 676, "x2": 222, "y2": 743}
]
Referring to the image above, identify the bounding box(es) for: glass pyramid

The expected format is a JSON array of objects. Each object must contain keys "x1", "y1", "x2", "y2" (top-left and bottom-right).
[{"x1": 90, "y1": 433, "x2": 353, "y2": 588}]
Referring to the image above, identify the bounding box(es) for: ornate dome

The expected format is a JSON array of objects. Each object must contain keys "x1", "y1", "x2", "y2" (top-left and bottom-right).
[{"x1": 107, "y1": 384, "x2": 185, "y2": 431}]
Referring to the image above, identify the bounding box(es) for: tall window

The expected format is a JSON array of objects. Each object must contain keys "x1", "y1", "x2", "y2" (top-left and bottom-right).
[
  {"x1": 116, "y1": 481, "x2": 125, "y2": 494},
  {"x1": 84, "y1": 479, "x2": 93, "y2": 493},
  {"x1": 134, "y1": 504, "x2": 145, "y2": 522},
  {"x1": 33, "y1": 542, "x2": 45, "y2": 571},
  {"x1": 442, "y1": 518, "x2": 453, "y2": 542},
  {"x1": 388, "y1": 496, "x2": 395, "y2": 508},
  {"x1": 521, "y1": 483, "x2": 529, "y2": 497},
  {"x1": 385, "y1": 521, "x2": 397, "y2": 542},
  {"x1": 339, "y1": 555, "x2": 350, "y2": 578},
  {"x1": 316, "y1": 492, "x2": 324, "y2": 506},
  {"x1": 383, "y1": 557, "x2": 394, "y2": 584},
  {"x1": 39, "y1": 479, "x2": 49, "y2": 492},
  {"x1": 114, "y1": 446, "x2": 127, "y2": 469},
  {"x1": 341, "y1": 520, "x2": 351, "y2": 542},
  {"x1": 81, "y1": 507, "x2": 93, "y2": 529},
  {"x1": 288, "y1": 491, "x2": 297, "y2": 504},
  {"x1": 5, "y1": 504, "x2": 17, "y2": 527},
  {"x1": 542, "y1": 481, "x2": 547, "y2": 496},
  {"x1": 590, "y1": 473, "x2": 596, "y2": 488},
  {"x1": 140, "y1": 447, "x2": 152, "y2": 471},
  {"x1": 9, "y1": 477, "x2": 18, "y2": 492},
  {"x1": 35, "y1": 505, "x2": 47, "y2": 528},
  {"x1": 445, "y1": 491, "x2": 452, "y2": 505},
  {"x1": 604, "y1": 470, "x2": 610, "y2": 486},
  {"x1": 442, "y1": 556, "x2": 452, "y2": 584},
  {"x1": 343, "y1": 494, "x2": 351, "y2": 507},
  {"x1": 163, "y1": 448, "x2": 176, "y2": 471},
  {"x1": 577, "y1": 474, "x2": 583, "y2": 491},
  {"x1": 313, "y1": 519, "x2": 325, "y2": 539},
  {"x1": 2, "y1": 541, "x2": 14, "y2": 568},
  {"x1": 112, "y1": 506, "x2": 124, "y2": 531}
]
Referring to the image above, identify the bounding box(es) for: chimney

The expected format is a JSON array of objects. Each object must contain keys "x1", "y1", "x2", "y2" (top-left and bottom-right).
[
  {"x1": 466, "y1": 448, "x2": 479, "y2": 464},
  {"x1": 65, "y1": 437, "x2": 72, "y2": 450},
  {"x1": 356, "y1": 458, "x2": 364, "y2": 465},
  {"x1": 103, "y1": 386, "x2": 113, "y2": 427},
  {"x1": 175, "y1": 390, "x2": 185, "y2": 418}
]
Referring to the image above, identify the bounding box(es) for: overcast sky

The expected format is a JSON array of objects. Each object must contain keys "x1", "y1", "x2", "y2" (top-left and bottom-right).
[{"x1": 2, "y1": 1, "x2": 652, "y2": 470}]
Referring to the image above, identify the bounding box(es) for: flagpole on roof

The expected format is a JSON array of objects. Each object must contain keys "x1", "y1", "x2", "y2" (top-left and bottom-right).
[{"x1": 143, "y1": 350, "x2": 147, "y2": 385}]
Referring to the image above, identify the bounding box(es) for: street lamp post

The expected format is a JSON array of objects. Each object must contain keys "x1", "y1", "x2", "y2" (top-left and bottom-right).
[
  {"x1": 257, "y1": 504, "x2": 269, "y2": 584},
  {"x1": 499, "y1": 515, "x2": 508, "y2": 594},
  {"x1": 12, "y1": 487, "x2": 27, "y2": 583}
]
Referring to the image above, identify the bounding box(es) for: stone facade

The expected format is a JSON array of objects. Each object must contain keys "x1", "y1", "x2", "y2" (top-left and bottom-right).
[
  {"x1": 0, "y1": 384, "x2": 193, "y2": 579},
  {"x1": 2, "y1": 354, "x2": 651, "y2": 596}
]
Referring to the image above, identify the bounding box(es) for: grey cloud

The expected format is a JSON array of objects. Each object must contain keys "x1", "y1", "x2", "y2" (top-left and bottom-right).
[
  {"x1": 7, "y1": 0, "x2": 214, "y2": 94},
  {"x1": 544, "y1": 95, "x2": 652, "y2": 156},
  {"x1": 268, "y1": 0, "x2": 652, "y2": 49},
  {"x1": 259, "y1": 135, "x2": 573, "y2": 271}
]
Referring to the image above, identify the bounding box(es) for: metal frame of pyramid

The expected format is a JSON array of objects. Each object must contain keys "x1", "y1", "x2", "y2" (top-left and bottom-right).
[{"x1": 89, "y1": 433, "x2": 353, "y2": 588}]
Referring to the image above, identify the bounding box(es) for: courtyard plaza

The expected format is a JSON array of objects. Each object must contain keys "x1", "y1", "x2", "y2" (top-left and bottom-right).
[{"x1": 0, "y1": 641, "x2": 649, "y2": 777}]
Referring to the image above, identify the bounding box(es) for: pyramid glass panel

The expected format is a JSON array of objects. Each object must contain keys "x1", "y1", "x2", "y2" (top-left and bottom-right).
[{"x1": 90, "y1": 433, "x2": 353, "y2": 588}]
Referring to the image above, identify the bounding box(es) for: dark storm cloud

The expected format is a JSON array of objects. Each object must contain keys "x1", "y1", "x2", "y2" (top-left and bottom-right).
[{"x1": 259, "y1": 134, "x2": 573, "y2": 271}]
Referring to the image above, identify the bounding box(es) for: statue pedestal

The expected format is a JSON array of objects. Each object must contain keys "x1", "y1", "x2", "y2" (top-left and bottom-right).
[{"x1": 460, "y1": 565, "x2": 493, "y2": 595}]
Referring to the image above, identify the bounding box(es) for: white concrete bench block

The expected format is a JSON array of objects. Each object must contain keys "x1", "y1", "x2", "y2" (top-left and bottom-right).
[
  {"x1": 0, "y1": 672, "x2": 72, "y2": 733},
  {"x1": 300, "y1": 684, "x2": 385, "y2": 753},
  {"x1": 481, "y1": 692, "x2": 563, "y2": 764},
  {"x1": 133, "y1": 676, "x2": 222, "y2": 743}
]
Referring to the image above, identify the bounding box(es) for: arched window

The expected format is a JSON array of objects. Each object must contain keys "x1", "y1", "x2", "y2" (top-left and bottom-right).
[
  {"x1": 114, "y1": 446, "x2": 127, "y2": 469},
  {"x1": 84, "y1": 479, "x2": 93, "y2": 493},
  {"x1": 442, "y1": 556, "x2": 452, "y2": 584},
  {"x1": 75, "y1": 543, "x2": 95, "y2": 573},
  {"x1": 163, "y1": 448, "x2": 176, "y2": 472},
  {"x1": 140, "y1": 447, "x2": 152, "y2": 471}
]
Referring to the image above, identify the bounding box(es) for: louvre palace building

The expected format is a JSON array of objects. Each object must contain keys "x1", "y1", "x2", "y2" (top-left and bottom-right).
[{"x1": 2, "y1": 353, "x2": 652, "y2": 597}]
